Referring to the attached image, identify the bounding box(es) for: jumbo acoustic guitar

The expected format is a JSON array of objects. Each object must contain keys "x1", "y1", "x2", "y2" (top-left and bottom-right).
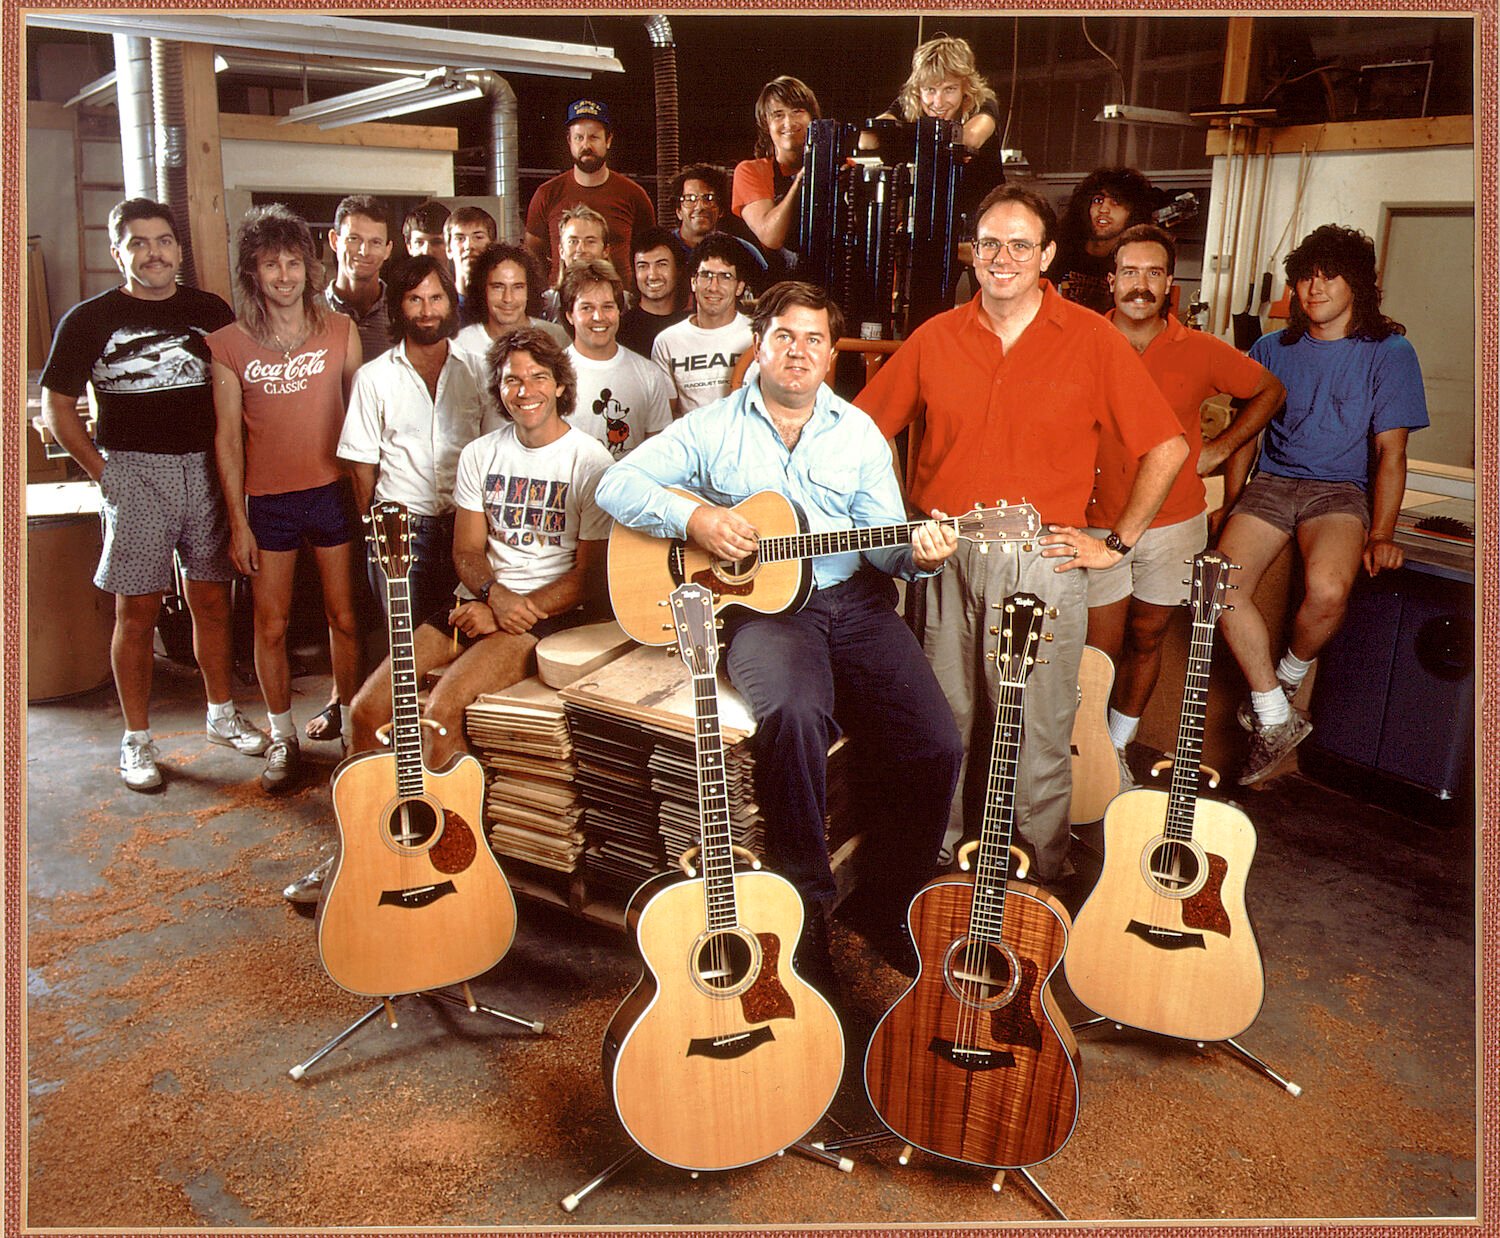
[
  {"x1": 608, "y1": 489, "x2": 1040, "y2": 644},
  {"x1": 1065, "y1": 550, "x2": 1265, "y2": 1043},
  {"x1": 602, "y1": 582, "x2": 844, "y2": 1171},
  {"x1": 317, "y1": 502, "x2": 517, "y2": 997},
  {"x1": 864, "y1": 592, "x2": 1081, "y2": 1170}
]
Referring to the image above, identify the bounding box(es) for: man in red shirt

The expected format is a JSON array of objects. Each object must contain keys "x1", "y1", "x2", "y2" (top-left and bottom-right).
[
  {"x1": 1084, "y1": 224, "x2": 1284, "y2": 786},
  {"x1": 855, "y1": 184, "x2": 1186, "y2": 883},
  {"x1": 524, "y1": 98, "x2": 655, "y2": 291}
]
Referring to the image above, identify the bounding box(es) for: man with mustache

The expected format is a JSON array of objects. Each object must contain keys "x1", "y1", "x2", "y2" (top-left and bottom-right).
[
  {"x1": 669, "y1": 164, "x2": 769, "y2": 293},
  {"x1": 650, "y1": 234, "x2": 753, "y2": 417},
  {"x1": 1084, "y1": 224, "x2": 1284, "y2": 789},
  {"x1": 524, "y1": 98, "x2": 655, "y2": 292}
]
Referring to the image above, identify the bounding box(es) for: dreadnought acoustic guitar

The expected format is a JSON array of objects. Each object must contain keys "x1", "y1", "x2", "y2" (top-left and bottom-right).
[
  {"x1": 1069, "y1": 645, "x2": 1120, "y2": 825},
  {"x1": 317, "y1": 501, "x2": 517, "y2": 997},
  {"x1": 1065, "y1": 550, "x2": 1265, "y2": 1043},
  {"x1": 864, "y1": 592, "x2": 1081, "y2": 1170},
  {"x1": 608, "y1": 489, "x2": 1041, "y2": 644},
  {"x1": 603, "y1": 582, "x2": 844, "y2": 1171}
]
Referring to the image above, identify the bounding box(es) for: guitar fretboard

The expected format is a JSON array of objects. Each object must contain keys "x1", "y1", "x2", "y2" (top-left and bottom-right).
[
  {"x1": 385, "y1": 577, "x2": 426, "y2": 798},
  {"x1": 1164, "y1": 613, "x2": 1215, "y2": 841},
  {"x1": 690, "y1": 673, "x2": 740, "y2": 932},
  {"x1": 756, "y1": 521, "x2": 934, "y2": 562},
  {"x1": 969, "y1": 675, "x2": 1027, "y2": 947}
]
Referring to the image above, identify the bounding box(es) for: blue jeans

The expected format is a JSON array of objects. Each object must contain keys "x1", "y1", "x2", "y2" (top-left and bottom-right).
[
  {"x1": 723, "y1": 569, "x2": 962, "y2": 917},
  {"x1": 365, "y1": 511, "x2": 458, "y2": 625}
]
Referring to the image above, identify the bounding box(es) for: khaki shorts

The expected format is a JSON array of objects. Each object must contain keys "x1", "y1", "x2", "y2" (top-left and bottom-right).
[
  {"x1": 1085, "y1": 513, "x2": 1208, "y2": 608},
  {"x1": 1230, "y1": 472, "x2": 1372, "y2": 537}
]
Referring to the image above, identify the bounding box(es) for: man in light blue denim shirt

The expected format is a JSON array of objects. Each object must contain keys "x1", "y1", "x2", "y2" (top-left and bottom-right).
[{"x1": 596, "y1": 281, "x2": 963, "y2": 993}]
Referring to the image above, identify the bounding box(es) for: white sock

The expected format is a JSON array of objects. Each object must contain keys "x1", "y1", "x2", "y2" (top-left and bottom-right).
[
  {"x1": 1108, "y1": 709, "x2": 1140, "y2": 751},
  {"x1": 339, "y1": 705, "x2": 353, "y2": 737},
  {"x1": 269, "y1": 710, "x2": 297, "y2": 741},
  {"x1": 206, "y1": 700, "x2": 235, "y2": 722},
  {"x1": 1277, "y1": 651, "x2": 1314, "y2": 690},
  {"x1": 123, "y1": 728, "x2": 152, "y2": 745},
  {"x1": 1252, "y1": 686, "x2": 1292, "y2": 728}
]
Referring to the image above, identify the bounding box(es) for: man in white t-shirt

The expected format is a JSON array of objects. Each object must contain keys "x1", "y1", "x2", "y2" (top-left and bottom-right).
[
  {"x1": 347, "y1": 325, "x2": 613, "y2": 771},
  {"x1": 559, "y1": 257, "x2": 673, "y2": 459},
  {"x1": 651, "y1": 233, "x2": 753, "y2": 416}
]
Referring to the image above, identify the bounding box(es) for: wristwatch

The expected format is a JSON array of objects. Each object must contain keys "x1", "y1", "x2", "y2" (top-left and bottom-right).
[
  {"x1": 1104, "y1": 531, "x2": 1132, "y2": 556},
  {"x1": 475, "y1": 579, "x2": 495, "y2": 605}
]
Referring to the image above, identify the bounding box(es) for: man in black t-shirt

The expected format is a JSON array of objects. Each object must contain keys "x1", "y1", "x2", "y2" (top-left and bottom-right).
[
  {"x1": 41, "y1": 198, "x2": 269, "y2": 792},
  {"x1": 1050, "y1": 167, "x2": 1155, "y2": 315}
]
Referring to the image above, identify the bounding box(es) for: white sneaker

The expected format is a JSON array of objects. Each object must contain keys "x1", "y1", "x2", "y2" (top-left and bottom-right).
[
  {"x1": 207, "y1": 708, "x2": 270, "y2": 756},
  {"x1": 120, "y1": 735, "x2": 163, "y2": 792}
]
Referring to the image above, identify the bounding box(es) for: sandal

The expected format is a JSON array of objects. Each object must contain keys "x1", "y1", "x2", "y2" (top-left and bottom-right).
[{"x1": 304, "y1": 702, "x2": 342, "y2": 742}]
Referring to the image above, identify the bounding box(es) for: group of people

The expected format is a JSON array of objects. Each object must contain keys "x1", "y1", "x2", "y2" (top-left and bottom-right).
[{"x1": 41, "y1": 35, "x2": 1428, "y2": 991}]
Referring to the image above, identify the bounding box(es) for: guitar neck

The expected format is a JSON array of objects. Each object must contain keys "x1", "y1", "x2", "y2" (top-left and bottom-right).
[
  {"x1": 689, "y1": 672, "x2": 740, "y2": 930},
  {"x1": 969, "y1": 677, "x2": 1027, "y2": 944},
  {"x1": 385, "y1": 577, "x2": 426, "y2": 795},
  {"x1": 756, "y1": 519, "x2": 935, "y2": 564},
  {"x1": 1165, "y1": 615, "x2": 1216, "y2": 838}
]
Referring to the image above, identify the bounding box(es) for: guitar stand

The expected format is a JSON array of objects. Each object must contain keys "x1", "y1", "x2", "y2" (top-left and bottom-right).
[
  {"x1": 813, "y1": 1131, "x2": 1067, "y2": 1219},
  {"x1": 1071, "y1": 1016, "x2": 1302, "y2": 1097},
  {"x1": 561, "y1": 1138, "x2": 853, "y2": 1213},
  {"x1": 288, "y1": 982, "x2": 544, "y2": 1080}
]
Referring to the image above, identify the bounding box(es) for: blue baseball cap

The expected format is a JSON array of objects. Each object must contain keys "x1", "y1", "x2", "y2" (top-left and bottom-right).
[{"x1": 566, "y1": 98, "x2": 612, "y2": 131}]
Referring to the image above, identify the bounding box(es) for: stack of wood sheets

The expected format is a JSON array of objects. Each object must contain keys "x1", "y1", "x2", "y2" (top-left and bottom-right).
[{"x1": 465, "y1": 677, "x2": 583, "y2": 873}]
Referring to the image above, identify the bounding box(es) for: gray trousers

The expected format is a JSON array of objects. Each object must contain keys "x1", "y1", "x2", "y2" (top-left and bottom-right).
[{"x1": 918, "y1": 539, "x2": 1087, "y2": 882}]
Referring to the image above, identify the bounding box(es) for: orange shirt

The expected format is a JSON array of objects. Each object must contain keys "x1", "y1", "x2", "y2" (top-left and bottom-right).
[
  {"x1": 1089, "y1": 312, "x2": 1270, "y2": 529},
  {"x1": 855, "y1": 283, "x2": 1181, "y2": 527}
]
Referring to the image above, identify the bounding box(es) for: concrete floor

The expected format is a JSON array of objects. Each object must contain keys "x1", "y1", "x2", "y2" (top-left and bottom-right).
[{"x1": 22, "y1": 651, "x2": 1478, "y2": 1228}]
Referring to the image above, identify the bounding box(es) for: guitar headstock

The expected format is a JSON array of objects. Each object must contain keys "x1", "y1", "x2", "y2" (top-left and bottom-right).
[
  {"x1": 668, "y1": 583, "x2": 719, "y2": 678},
  {"x1": 953, "y1": 501, "x2": 1041, "y2": 550},
  {"x1": 366, "y1": 501, "x2": 412, "y2": 584},
  {"x1": 1189, "y1": 550, "x2": 1236, "y2": 626},
  {"x1": 992, "y1": 591, "x2": 1049, "y2": 685}
]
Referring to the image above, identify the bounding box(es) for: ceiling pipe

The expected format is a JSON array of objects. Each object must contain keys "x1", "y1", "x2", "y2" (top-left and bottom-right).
[
  {"x1": 113, "y1": 34, "x2": 155, "y2": 201},
  {"x1": 151, "y1": 39, "x2": 198, "y2": 287},
  {"x1": 469, "y1": 72, "x2": 523, "y2": 244},
  {"x1": 643, "y1": 15, "x2": 679, "y2": 223}
]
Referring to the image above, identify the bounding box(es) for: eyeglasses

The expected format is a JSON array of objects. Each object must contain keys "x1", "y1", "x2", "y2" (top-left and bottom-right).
[
  {"x1": 679, "y1": 192, "x2": 717, "y2": 205},
  {"x1": 973, "y1": 237, "x2": 1041, "y2": 262},
  {"x1": 693, "y1": 269, "x2": 739, "y2": 285}
]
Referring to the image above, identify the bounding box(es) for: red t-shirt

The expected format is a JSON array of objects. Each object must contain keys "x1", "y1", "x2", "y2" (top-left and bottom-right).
[
  {"x1": 524, "y1": 169, "x2": 656, "y2": 287},
  {"x1": 1089, "y1": 312, "x2": 1270, "y2": 529},
  {"x1": 854, "y1": 282, "x2": 1181, "y2": 527},
  {"x1": 207, "y1": 316, "x2": 351, "y2": 497},
  {"x1": 731, "y1": 158, "x2": 777, "y2": 216}
]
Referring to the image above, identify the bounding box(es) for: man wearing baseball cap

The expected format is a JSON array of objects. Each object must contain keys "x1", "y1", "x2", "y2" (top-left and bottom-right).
[{"x1": 525, "y1": 99, "x2": 656, "y2": 292}]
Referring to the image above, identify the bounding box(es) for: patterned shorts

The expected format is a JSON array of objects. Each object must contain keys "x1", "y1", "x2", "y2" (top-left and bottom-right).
[{"x1": 94, "y1": 450, "x2": 234, "y2": 595}]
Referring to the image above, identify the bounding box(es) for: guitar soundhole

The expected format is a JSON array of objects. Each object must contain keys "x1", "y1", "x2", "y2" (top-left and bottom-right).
[
  {"x1": 691, "y1": 929, "x2": 759, "y2": 998},
  {"x1": 1142, "y1": 837, "x2": 1207, "y2": 898},
  {"x1": 712, "y1": 549, "x2": 761, "y2": 586},
  {"x1": 943, "y1": 937, "x2": 1022, "y2": 1011},
  {"x1": 386, "y1": 798, "x2": 440, "y2": 851}
]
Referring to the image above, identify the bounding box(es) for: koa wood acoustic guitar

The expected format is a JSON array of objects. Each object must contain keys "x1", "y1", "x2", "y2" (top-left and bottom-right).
[
  {"x1": 603, "y1": 582, "x2": 844, "y2": 1171},
  {"x1": 608, "y1": 489, "x2": 1041, "y2": 644},
  {"x1": 317, "y1": 502, "x2": 517, "y2": 997},
  {"x1": 864, "y1": 592, "x2": 1081, "y2": 1170},
  {"x1": 1065, "y1": 550, "x2": 1264, "y2": 1043}
]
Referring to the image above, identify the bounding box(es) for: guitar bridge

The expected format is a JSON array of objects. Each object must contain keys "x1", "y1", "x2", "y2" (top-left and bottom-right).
[
  {"x1": 378, "y1": 880, "x2": 458, "y2": 908},
  {"x1": 1126, "y1": 919, "x2": 1206, "y2": 950},
  {"x1": 687, "y1": 1025, "x2": 775, "y2": 1060},
  {"x1": 928, "y1": 1037, "x2": 1015, "y2": 1072}
]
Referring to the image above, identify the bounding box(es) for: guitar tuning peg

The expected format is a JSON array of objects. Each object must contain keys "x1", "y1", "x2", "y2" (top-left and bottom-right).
[
  {"x1": 1047, "y1": 607, "x2": 1059, "y2": 619},
  {"x1": 1042, "y1": 633, "x2": 1054, "y2": 642},
  {"x1": 1222, "y1": 603, "x2": 1234, "y2": 612},
  {"x1": 1020, "y1": 542, "x2": 1032, "y2": 553},
  {"x1": 657, "y1": 599, "x2": 669, "y2": 607},
  {"x1": 1182, "y1": 578, "x2": 1191, "y2": 587},
  {"x1": 977, "y1": 543, "x2": 989, "y2": 555},
  {"x1": 985, "y1": 650, "x2": 996, "y2": 662},
  {"x1": 989, "y1": 625, "x2": 999, "y2": 635},
  {"x1": 1035, "y1": 657, "x2": 1050, "y2": 666},
  {"x1": 714, "y1": 620, "x2": 724, "y2": 629},
  {"x1": 661, "y1": 623, "x2": 674, "y2": 631}
]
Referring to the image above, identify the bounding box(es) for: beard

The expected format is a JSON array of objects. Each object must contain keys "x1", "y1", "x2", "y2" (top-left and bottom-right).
[
  {"x1": 404, "y1": 308, "x2": 459, "y2": 346},
  {"x1": 573, "y1": 151, "x2": 605, "y2": 174}
]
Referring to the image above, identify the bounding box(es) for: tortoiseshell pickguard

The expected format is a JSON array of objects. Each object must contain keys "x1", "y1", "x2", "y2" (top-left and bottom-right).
[
  {"x1": 429, "y1": 811, "x2": 477, "y2": 874},
  {"x1": 740, "y1": 932, "x2": 795, "y2": 1022},
  {"x1": 690, "y1": 568, "x2": 755, "y2": 598},
  {"x1": 1181, "y1": 852, "x2": 1232, "y2": 936},
  {"x1": 988, "y1": 956, "x2": 1043, "y2": 1051}
]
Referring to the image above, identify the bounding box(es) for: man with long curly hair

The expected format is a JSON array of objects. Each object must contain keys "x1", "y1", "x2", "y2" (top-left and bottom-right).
[
  {"x1": 1219, "y1": 223, "x2": 1429, "y2": 785},
  {"x1": 1050, "y1": 166, "x2": 1155, "y2": 314}
]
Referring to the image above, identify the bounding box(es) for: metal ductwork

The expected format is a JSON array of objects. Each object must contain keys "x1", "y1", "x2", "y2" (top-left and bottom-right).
[
  {"x1": 469, "y1": 71, "x2": 522, "y2": 243},
  {"x1": 150, "y1": 39, "x2": 197, "y2": 286},
  {"x1": 644, "y1": 15, "x2": 679, "y2": 222},
  {"x1": 113, "y1": 35, "x2": 155, "y2": 200}
]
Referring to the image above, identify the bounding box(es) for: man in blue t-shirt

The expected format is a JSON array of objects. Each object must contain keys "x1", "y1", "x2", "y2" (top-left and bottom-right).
[{"x1": 1218, "y1": 224, "x2": 1428, "y2": 785}]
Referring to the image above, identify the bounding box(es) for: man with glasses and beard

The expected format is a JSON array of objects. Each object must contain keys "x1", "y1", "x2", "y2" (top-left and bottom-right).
[{"x1": 855, "y1": 184, "x2": 1185, "y2": 886}]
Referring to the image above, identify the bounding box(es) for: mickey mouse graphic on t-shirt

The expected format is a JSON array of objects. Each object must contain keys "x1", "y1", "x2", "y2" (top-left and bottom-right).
[{"x1": 594, "y1": 387, "x2": 631, "y2": 459}]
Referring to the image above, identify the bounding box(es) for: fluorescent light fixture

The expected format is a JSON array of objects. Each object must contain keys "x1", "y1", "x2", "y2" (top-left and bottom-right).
[
  {"x1": 24, "y1": 12, "x2": 623, "y2": 79},
  {"x1": 1095, "y1": 103, "x2": 1207, "y2": 129},
  {"x1": 281, "y1": 68, "x2": 485, "y2": 129},
  {"x1": 64, "y1": 55, "x2": 230, "y2": 108}
]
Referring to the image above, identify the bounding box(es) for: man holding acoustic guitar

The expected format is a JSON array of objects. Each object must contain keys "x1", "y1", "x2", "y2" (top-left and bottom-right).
[{"x1": 596, "y1": 281, "x2": 964, "y2": 991}]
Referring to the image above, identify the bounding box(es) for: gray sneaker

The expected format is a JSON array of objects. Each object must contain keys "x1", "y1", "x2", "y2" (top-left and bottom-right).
[
  {"x1": 120, "y1": 735, "x2": 163, "y2": 792},
  {"x1": 261, "y1": 736, "x2": 302, "y2": 795},
  {"x1": 1116, "y1": 746, "x2": 1139, "y2": 793},
  {"x1": 282, "y1": 850, "x2": 336, "y2": 905},
  {"x1": 1236, "y1": 678, "x2": 1297, "y2": 732},
  {"x1": 1239, "y1": 714, "x2": 1313, "y2": 785},
  {"x1": 207, "y1": 708, "x2": 270, "y2": 756}
]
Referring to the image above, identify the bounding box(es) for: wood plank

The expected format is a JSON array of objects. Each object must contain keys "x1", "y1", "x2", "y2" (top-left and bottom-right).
[
  {"x1": 219, "y1": 112, "x2": 459, "y2": 152},
  {"x1": 1219, "y1": 17, "x2": 1256, "y2": 106},
  {"x1": 180, "y1": 43, "x2": 232, "y2": 304},
  {"x1": 1206, "y1": 114, "x2": 1472, "y2": 157},
  {"x1": 28, "y1": 101, "x2": 76, "y2": 131}
]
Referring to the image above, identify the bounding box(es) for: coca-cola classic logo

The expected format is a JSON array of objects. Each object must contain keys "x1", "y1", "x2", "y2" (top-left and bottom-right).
[{"x1": 244, "y1": 348, "x2": 330, "y2": 387}]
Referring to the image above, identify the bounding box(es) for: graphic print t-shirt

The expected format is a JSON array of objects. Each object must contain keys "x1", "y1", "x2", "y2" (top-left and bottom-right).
[
  {"x1": 650, "y1": 313, "x2": 753, "y2": 414},
  {"x1": 452, "y1": 424, "x2": 613, "y2": 595},
  {"x1": 40, "y1": 286, "x2": 234, "y2": 454},
  {"x1": 565, "y1": 345, "x2": 674, "y2": 459}
]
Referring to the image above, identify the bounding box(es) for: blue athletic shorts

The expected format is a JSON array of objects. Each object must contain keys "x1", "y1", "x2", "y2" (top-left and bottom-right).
[{"x1": 246, "y1": 480, "x2": 352, "y2": 552}]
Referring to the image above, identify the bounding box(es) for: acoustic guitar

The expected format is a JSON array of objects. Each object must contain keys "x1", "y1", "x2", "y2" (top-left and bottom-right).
[
  {"x1": 608, "y1": 488, "x2": 1040, "y2": 644},
  {"x1": 317, "y1": 502, "x2": 517, "y2": 997},
  {"x1": 603, "y1": 582, "x2": 844, "y2": 1171},
  {"x1": 1069, "y1": 645, "x2": 1120, "y2": 825},
  {"x1": 1064, "y1": 551, "x2": 1265, "y2": 1043},
  {"x1": 864, "y1": 592, "x2": 1081, "y2": 1170}
]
